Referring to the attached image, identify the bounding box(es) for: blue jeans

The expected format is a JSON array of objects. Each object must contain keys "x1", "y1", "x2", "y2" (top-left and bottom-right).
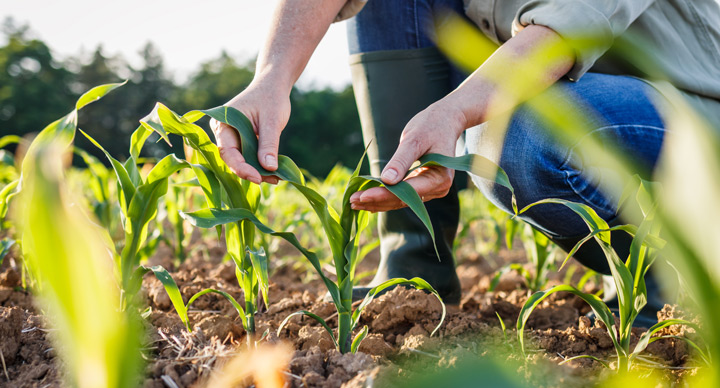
[
  {"x1": 347, "y1": 0, "x2": 467, "y2": 88},
  {"x1": 466, "y1": 73, "x2": 665, "y2": 240},
  {"x1": 346, "y1": 1, "x2": 666, "y2": 242}
]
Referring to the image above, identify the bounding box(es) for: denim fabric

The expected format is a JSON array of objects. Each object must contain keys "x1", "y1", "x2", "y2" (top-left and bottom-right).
[
  {"x1": 465, "y1": 73, "x2": 666, "y2": 238},
  {"x1": 345, "y1": 1, "x2": 666, "y2": 240},
  {"x1": 346, "y1": 0, "x2": 467, "y2": 87}
]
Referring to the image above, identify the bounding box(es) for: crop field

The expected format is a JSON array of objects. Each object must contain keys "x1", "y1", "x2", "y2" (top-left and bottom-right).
[{"x1": 0, "y1": 77, "x2": 719, "y2": 388}]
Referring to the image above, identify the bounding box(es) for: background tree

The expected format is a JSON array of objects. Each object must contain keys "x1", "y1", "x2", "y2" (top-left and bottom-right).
[
  {"x1": 0, "y1": 18, "x2": 76, "y2": 143},
  {"x1": 1, "y1": 20, "x2": 365, "y2": 178}
]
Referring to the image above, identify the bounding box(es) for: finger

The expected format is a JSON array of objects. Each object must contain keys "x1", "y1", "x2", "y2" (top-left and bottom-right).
[
  {"x1": 354, "y1": 186, "x2": 405, "y2": 207},
  {"x1": 262, "y1": 175, "x2": 280, "y2": 185},
  {"x1": 357, "y1": 167, "x2": 453, "y2": 206},
  {"x1": 381, "y1": 137, "x2": 424, "y2": 185},
  {"x1": 257, "y1": 119, "x2": 281, "y2": 172},
  {"x1": 352, "y1": 200, "x2": 406, "y2": 213},
  {"x1": 214, "y1": 122, "x2": 262, "y2": 184}
]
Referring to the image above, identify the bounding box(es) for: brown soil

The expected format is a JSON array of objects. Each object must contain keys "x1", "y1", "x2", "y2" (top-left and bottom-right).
[{"x1": 0, "y1": 241, "x2": 702, "y2": 388}]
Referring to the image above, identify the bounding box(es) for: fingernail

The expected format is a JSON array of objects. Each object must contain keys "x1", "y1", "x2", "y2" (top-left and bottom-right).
[
  {"x1": 265, "y1": 155, "x2": 277, "y2": 169},
  {"x1": 381, "y1": 168, "x2": 398, "y2": 182},
  {"x1": 351, "y1": 203, "x2": 362, "y2": 210},
  {"x1": 248, "y1": 176, "x2": 261, "y2": 184},
  {"x1": 350, "y1": 192, "x2": 361, "y2": 202}
]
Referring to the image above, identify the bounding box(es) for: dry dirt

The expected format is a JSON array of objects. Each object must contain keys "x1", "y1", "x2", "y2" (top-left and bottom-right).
[{"x1": 0, "y1": 240, "x2": 702, "y2": 388}]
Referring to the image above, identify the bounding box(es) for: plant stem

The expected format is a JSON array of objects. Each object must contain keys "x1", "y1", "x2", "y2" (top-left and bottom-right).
[{"x1": 338, "y1": 311, "x2": 352, "y2": 354}]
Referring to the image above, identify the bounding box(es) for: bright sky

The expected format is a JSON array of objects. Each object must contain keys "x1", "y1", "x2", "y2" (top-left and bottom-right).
[{"x1": 2, "y1": 0, "x2": 352, "y2": 90}]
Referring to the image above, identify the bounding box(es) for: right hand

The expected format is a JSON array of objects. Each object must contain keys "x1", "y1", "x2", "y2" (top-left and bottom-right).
[{"x1": 210, "y1": 80, "x2": 291, "y2": 184}]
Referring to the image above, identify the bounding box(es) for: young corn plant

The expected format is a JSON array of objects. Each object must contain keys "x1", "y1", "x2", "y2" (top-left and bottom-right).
[
  {"x1": 12, "y1": 83, "x2": 143, "y2": 388},
  {"x1": 138, "y1": 103, "x2": 273, "y2": 343},
  {"x1": 515, "y1": 179, "x2": 702, "y2": 371},
  {"x1": 148, "y1": 105, "x2": 515, "y2": 353},
  {"x1": 79, "y1": 129, "x2": 194, "y2": 304},
  {"x1": 489, "y1": 222, "x2": 556, "y2": 293}
]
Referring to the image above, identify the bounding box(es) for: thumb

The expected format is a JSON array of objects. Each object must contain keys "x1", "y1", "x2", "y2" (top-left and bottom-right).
[
  {"x1": 257, "y1": 120, "x2": 282, "y2": 171},
  {"x1": 381, "y1": 139, "x2": 422, "y2": 185}
]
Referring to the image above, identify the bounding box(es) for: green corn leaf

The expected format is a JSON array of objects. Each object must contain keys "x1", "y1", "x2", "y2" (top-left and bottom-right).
[
  {"x1": 0, "y1": 179, "x2": 20, "y2": 218},
  {"x1": 559, "y1": 225, "x2": 638, "y2": 270},
  {"x1": 519, "y1": 199, "x2": 610, "y2": 242},
  {"x1": 0, "y1": 238, "x2": 15, "y2": 266},
  {"x1": 358, "y1": 176, "x2": 438, "y2": 259},
  {"x1": 488, "y1": 264, "x2": 527, "y2": 292},
  {"x1": 20, "y1": 141, "x2": 142, "y2": 388},
  {"x1": 120, "y1": 179, "x2": 169, "y2": 288},
  {"x1": 140, "y1": 103, "x2": 250, "y2": 211},
  {"x1": 75, "y1": 81, "x2": 127, "y2": 110},
  {"x1": 645, "y1": 335, "x2": 711, "y2": 366},
  {"x1": 129, "y1": 125, "x2": 153, "y2": 161},
  {"x1": 495, "y1": 312, "x2": 509, "y2": 343},
  {"x1": 123, "y1": 158, "x2": 143, "y2": 188},
  {"x1": 0, "y1": 135, "x2": 21, "y2": 149},
  {"x1": 351, "y1": 325, "x2": 369, "y2": 354},
  {"x1": 517, "y1": 285, "x2": 619, "y2": 356},
  {"x1": 22, "y1": 82, "x2": 125, "y2": 171},
  {"x1": 144, "y1": 265, "x2": 190, "y2": 331},
  {"x1": 277, "y1": 310, "x2": 339, "y2": 349},
  {"x1": 186, "y1": 288, "x2": 247, "y2": 324},
  {"x1": 519, "y1": 198, "x2": 635, "y2": 337},
  {"x1": 79, "y1": 129, "x2": 136, "y2": 213},
  {"x1": 146, "y1": 154, "x2": 189, "y2": 184},
  {"x1": 417, "y1": 153, "x2": 513, "y2": 194},
  {"x1": 202, "y1": 106, "x2": 305, "y2": 185},
  {"x1": 631, "y1": 318, "x2": 700, "y2": 359},
  {"x1": 181, "y1": 208, "x2": 342, "y2": 307},
  {"x1": 351, "y1": 277, "x2": 446, "y2": 336},
  {"x1": 505, "y1": 218, "x2": 520, "y2": 249},
  {"x1": 246, "y1": 247, "x2": 269, "y2": 306}
]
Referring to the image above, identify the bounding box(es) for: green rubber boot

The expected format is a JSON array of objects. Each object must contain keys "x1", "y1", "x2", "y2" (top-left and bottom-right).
[{"x1": 348, "y1": 47, "x2": 462, "y2": 304}]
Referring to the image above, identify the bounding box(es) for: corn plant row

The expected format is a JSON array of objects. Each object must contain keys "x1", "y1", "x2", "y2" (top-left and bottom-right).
[{"x1": 138, "y1": 103, "x2": 519, "y2": 353}]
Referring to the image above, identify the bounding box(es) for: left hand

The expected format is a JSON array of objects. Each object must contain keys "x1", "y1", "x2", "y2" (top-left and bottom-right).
[{"x1": 349, "y1": 101, "x2": 468, "y2": 212}]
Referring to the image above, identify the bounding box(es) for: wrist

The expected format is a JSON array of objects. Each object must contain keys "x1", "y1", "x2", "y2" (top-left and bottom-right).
[
  {"x1": 251, "y1": 67, "x2": 294, "y2": 98},
  {"x1": 428, "y1": 98, "x2": 472, "y2": 139}
]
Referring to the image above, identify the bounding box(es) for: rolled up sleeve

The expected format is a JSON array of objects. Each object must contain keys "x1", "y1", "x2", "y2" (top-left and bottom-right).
[
  {"x1": 334, "y1": 0, "x2": 368, "y2": 22},
  {"x1": 514, "y1": 0, "x2": 656, "y2": 80}
]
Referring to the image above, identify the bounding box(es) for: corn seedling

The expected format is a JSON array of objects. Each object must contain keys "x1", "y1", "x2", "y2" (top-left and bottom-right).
[
  {"x1": 489, "y1": 223, "x2": 557, "y2": 293},
  {"x1": 515, "y1": 180, "x2": 700, "y2": 371},
  {"x1": 138, "y1": 103, "x2": 273, "y2": 343},
  {"x1": 143, "y1": 265, "x2": 246, "y2": 332},
  {"x1": 79, "y1": 129, "x2": 193, "y2": 304},
  {"x1": 13, "y1": 83, "x2": 143, "y2": 388}
]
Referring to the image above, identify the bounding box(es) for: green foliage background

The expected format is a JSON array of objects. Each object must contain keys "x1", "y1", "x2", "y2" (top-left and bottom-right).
[{"x1": 0, "y1": 18, "x2": 365, "y2": 178}]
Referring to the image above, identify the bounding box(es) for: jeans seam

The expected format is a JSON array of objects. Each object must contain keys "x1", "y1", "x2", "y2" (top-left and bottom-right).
[
  {"x1": 413, "y1": 0, "x2": 420, "y2": 48},
  {"x1": 559, "y1": 123, "x2": 666, "y2": 212}
]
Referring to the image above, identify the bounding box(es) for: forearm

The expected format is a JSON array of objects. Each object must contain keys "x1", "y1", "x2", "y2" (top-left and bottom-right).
[
  {"x1": 254, "y1": 0, "x2": 348, "y2": 94},
  {"x1": 442, "y1": 25, "x2": 575, "y2": 132}
]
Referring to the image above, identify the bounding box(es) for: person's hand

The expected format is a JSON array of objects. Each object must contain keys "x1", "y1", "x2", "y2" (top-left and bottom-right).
[
  {"x1": 210, "y1": 80, "x2": 291, "y2": 185},
  {"x1": 349, "y1": 102, "x2": 467, "y2": 212}
]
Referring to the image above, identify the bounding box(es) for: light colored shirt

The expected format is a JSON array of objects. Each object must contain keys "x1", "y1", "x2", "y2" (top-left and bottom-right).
[{"x1": 337, "y1": 0, "x2": 720, "y2": 126}]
